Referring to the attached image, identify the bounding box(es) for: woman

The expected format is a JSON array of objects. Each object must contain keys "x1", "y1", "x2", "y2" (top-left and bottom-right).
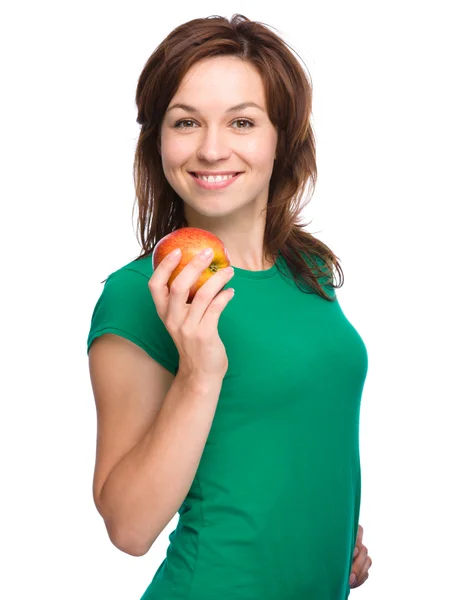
[{"x1": 87, "y1": 14, "x2": 372, "y2": 599}]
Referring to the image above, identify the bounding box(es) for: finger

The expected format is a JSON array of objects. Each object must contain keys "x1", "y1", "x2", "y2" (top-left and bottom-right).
[
  {"x1": 200, "y1": 286, "x2": 236, "y2": 329},
  {"x1": 166, "y1": 248, "x2": 215, "y2": 322},
  {"x1": 350, "y1": 545, "x2": 370, "y2": 588},
  {"x1": 149, "y1": 248, "x2": 183, "y2": 316},
  {"x1": 186, "y1": 266, "x2": 235, "y2": 325},
  {"x1": 357, "y1": 554, "x2": 372, "y2": 586},
  {"x1": 355, "y1": 524, "x2": 364, "y2": 547},
  {"x1": 351, "y1": 572, "x2": 369, "y2": 589},
  {"x1": 352, "y1": 525, "x2": 363, "y2": 561}
]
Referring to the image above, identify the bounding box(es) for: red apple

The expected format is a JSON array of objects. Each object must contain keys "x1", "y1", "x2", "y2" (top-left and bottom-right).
[{"x1": 152, "y1": 227, "x2": 231, "y2": 303}]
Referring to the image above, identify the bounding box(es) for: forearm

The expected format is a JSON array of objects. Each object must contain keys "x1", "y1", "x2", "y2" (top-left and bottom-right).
[{"x1": 99, "y1": 369, "x2": 224, "y2": 556}]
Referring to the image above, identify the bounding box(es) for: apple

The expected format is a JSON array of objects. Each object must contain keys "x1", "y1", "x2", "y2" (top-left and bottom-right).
[{"x1": 152, "y1": 227, "x2": 231, "y2": 303}]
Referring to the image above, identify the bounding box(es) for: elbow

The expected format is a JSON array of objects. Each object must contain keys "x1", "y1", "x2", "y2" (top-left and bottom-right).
[
  {"x1": 106, "y1": 519, "x2": 156, "y2": 557},
  {"x1": 95, "y1": 496, "x2": 157, "y2": 557},
  {"x1": 115, "y1": 539, "x2": 150, "y2": 557}
]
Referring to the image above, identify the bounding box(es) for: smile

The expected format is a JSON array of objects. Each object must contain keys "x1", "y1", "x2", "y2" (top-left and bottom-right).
[{"x1": 189, "y1": 172, "x2": 243, "y2": 190}]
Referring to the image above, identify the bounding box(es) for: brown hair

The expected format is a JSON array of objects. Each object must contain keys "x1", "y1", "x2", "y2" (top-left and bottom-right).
[{"x1": 130, "y1": 13, "x2": 344, "y2": 300}]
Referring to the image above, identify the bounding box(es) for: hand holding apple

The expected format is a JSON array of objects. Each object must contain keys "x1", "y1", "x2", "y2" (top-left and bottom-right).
[
  {"x1": 152, "y1": 227, "x2": 231, "y2": 304},
  {"x1": 148, "y1": 228, "x2": 236, "y2": 378}
]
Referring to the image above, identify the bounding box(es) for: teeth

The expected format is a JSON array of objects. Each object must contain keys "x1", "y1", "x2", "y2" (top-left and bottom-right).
[{"x1": 196, "y1": 174, "x2": 235, "y2": 182}]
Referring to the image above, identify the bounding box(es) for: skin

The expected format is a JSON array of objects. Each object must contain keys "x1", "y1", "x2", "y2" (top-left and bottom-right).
[
  {"x1": 159, "y1": 55, "x2": 278, "y2": 271},
  {"x1": 350, "y1": 524, "x2": 373, "y2": 588},
  {"x1": 159, "y1": 54, "x2": 372, "y2": 587}
]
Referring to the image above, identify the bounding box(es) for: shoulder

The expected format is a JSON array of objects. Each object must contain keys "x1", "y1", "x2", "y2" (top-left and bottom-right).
[
  {"x1": 107, "y1": 254, "x2": 153, "y2": 282},
  {"x1": 93, "y1": 255, "x2": 156, "y2": 317},
  {"x1": 87, "y1": 253, "x2": 178, "y2": 371}
]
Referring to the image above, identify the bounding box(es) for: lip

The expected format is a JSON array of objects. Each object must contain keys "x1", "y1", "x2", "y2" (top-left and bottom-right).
[
  {"x1": 190, "y1": 172, "x2": 243, "y2": 190},
  {"x1": 192, "y1": 170, "x2": 240, "y2": 176}
]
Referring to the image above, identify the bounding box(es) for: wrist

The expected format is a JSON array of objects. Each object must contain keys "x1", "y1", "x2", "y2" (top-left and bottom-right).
[{"x1": 176, "y1": 366, "x2": 225, "y2": 393}]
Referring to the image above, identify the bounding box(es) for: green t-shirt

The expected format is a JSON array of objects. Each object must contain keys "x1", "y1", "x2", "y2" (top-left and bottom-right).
[{"x1": 87, "y1": 251, "x2": 368, "y2": 600}]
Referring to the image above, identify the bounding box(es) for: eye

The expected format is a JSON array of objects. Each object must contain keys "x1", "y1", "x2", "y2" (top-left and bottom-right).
[
  {"x1": 231, "y1": 118, "x2": 254, "y2": 129},
  {"x1": 173, "y1": 119, "x2": 197, "y2": 129},
  {"x1": 173, "y1": 118, "x2": 255, "y2": 130}
]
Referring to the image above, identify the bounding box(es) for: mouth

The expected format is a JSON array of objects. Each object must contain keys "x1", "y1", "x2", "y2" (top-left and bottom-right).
[{"x1": 189, "y1": 172, "x2": 243, "y2": 190}]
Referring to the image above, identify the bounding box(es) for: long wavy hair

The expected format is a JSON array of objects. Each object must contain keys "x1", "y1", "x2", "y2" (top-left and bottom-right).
[{"x1": 130, "y1": 13, "x2": 344, "y2": 300}]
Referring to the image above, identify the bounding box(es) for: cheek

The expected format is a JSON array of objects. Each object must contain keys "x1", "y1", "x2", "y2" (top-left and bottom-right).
[
  {"x1": 161, "y1": 135, "x2": 192, "y2": 167},
  {"x1": 242, "y1": 138, "x2": 275, "y2": 166}
]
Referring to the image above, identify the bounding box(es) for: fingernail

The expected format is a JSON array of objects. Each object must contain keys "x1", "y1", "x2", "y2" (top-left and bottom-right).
[
  {"x1": 349, "y1": 574, "x2": 357, "y2": 586},
  {"x1": 200, "y1": 248, "x2": 214, "y2": 258},
  {"x1": 171, "y1": 248, "x2": 182, "y2": 257},
  {"x1": 353, "y1": 547, "x2": 359, "y2": 557}
]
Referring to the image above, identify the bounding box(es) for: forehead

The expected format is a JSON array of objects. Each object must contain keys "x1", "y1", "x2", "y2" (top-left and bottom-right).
[{"x1": 175, "y1": 56, "x2": 265, "y2": 104}]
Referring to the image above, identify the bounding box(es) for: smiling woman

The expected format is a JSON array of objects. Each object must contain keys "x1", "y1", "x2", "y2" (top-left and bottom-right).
[
  {"x1": 87, "y1": 12, "x2": 371, "y2": 600},
  {"x1": 156, "y1": 54, "x2": 280, "y2": 241},
  {"x1": 132, "y1": 14, "x2": 344, "y2": 297}
]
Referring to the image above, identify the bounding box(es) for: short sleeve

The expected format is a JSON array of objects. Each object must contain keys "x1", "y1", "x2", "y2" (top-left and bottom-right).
[{"x1": 86, "y1": 267, "x2": 179, "y2": 376}]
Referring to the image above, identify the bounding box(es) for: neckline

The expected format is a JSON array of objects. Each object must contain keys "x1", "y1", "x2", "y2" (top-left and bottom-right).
[{"x1": 230, "y1": 255, "x2": 280, "y2": 280}]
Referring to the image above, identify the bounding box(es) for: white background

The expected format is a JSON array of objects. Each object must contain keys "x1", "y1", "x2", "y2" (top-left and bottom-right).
[{"x1": 1, "y1": 1, "x2": 454, "y2": 598}]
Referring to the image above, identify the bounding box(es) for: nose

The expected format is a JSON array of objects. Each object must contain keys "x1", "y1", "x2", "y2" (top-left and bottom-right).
[{"x1": 196, "y1": 127, "x2": 232, "y2": 162}]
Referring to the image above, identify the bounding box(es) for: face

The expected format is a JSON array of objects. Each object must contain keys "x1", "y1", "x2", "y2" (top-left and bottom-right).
[{"x1": 159, "y1": 56, "x2": 278, "y2": 224}]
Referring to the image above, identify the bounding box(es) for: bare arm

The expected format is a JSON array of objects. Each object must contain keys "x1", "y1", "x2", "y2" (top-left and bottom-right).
[
  {"x1": 94, "y1": 245, "x2": 235, "y2": 556},
  {"x1": 98, "y1": 369, "x2": 223, "y2": 556}
]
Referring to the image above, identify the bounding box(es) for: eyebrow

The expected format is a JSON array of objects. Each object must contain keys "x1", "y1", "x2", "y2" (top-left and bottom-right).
[{"x1": 166, "y1": 101, "x2": 265, "y2": 114}]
